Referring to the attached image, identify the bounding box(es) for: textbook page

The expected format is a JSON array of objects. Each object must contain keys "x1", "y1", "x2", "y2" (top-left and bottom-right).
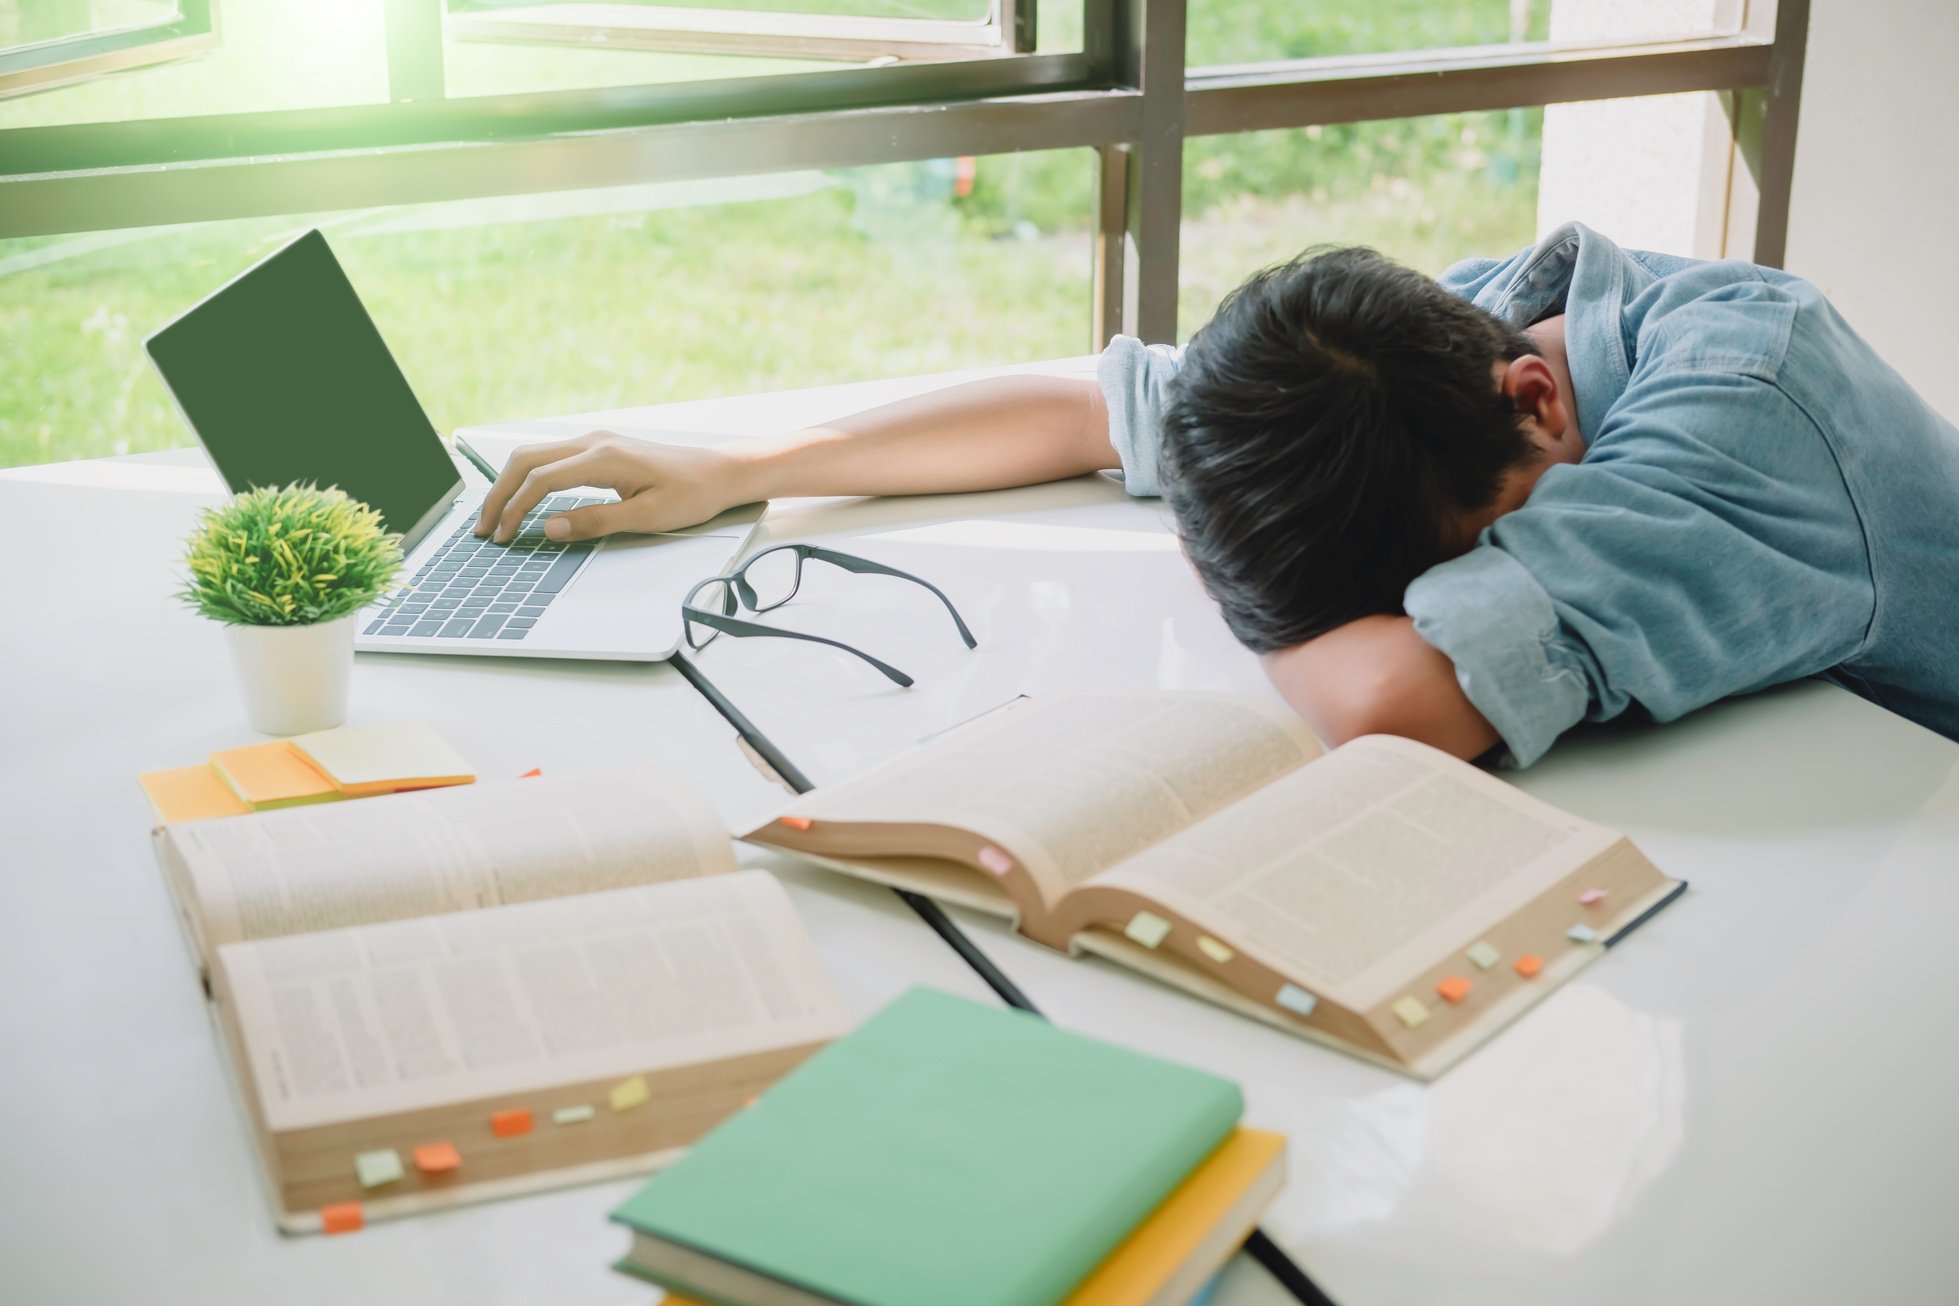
[
  {"x1": 1088, "y1": 736, "x2": 1619, "y2": 1009},
  {"x1": 174, "y1": 769, "x2": 734, "y2": 952},
  {"x1": 782, "y1": 694, "x2": 1322, "y2": 903},
  {"x1": 218, "y1": 872, "x2": 850, "y2": 1132}
]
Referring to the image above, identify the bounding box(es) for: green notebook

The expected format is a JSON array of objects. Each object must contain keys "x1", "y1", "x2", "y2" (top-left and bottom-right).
[{"x1": 610, "y1": 986, "x2": 1244, "y2": 1306}]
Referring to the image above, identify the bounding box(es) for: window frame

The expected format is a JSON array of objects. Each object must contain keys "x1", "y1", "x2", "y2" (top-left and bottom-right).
[{"x1": 0, "y1": 0, "x2": 219, "y2": 101}]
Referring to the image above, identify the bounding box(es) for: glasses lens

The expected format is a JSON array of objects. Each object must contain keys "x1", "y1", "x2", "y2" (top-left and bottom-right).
[
  {"x1": 742, "y1": 547, "x2": 802, "y2": 612},
  {"x1": 685, "y1": 578, "x2": 736, "y2": 650}
]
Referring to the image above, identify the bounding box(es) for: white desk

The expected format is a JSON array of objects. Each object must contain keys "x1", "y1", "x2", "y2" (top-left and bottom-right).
[{"x1": 7, "y1": 361, "x2": 1959, "y2": 1306}]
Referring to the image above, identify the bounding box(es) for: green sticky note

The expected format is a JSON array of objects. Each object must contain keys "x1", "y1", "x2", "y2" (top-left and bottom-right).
[
  {"x1": 1466, "y1": 941, "x2": 1501, "y2": 970},
  {"x1": 354, "y1": 1148, "x2": 403, "y2": 1188},
  {"x1": 1123, "y1": 910, "x2": 1172, "y2": 949},
  {"x1": 1275, "y1": 983, "x2": 1318, "y2": 1017},
  {"x1": 611, "y1": 987, "x2": 1241, "y2": 1306},
  {"x1": 1567, "y1": 922, "x2": 1600, "y2": 944},
  {"x1": 554, "y1": 1104, "x2": 595, "y2": 1125}
]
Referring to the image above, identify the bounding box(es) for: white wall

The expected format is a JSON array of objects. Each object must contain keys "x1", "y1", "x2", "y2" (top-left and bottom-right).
[{"x1": 1784, "y1": 0, "x2": 1959, "y2": 420}]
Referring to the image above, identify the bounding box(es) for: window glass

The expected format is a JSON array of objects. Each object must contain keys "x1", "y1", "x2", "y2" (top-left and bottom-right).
[
  {"x1": 3, "y1": 1, "x2": 185, "y2": 48},
  {"x1": 0, "y1": 149, "x2": 1093, "y2": 466}
]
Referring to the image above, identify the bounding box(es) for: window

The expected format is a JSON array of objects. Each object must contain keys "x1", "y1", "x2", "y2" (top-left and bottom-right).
[{"x1": 0, "y1": 0, "x2": 218, "y2": 101}]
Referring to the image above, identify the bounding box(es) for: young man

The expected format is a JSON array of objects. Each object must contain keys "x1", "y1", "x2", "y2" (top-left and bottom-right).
[{"x1": 475, "y1": 223, "x2": 1959, "y2": 766}]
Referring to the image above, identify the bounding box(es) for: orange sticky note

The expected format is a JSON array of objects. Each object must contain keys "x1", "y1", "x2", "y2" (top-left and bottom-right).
[
  {"x1": 321, "y1": 1202, "x2": 364, "y2": 1235},
  {"x1": 519, "y1": 768, "x2": 542, "y2": 779},
  {"x1": 208, "y1": 742, "x2": 342, "y2": 810},
  {"x1": 137, "y1": 765, "x2": 253, "y2": 824},
  {"x1": 1435, "y1": 976, "x2": 1472, "y2": 1004},
  {"x1": 778, "y1": 815, "x2": 813, "y2": 831},
  {"x1": 413, "y1": 1141, "x2": 461, "y2": 1173},
  {"x1": 1514, "y1": 954, "x2": 1544, "y2": 979},
  {"x1": 490, "y1": 1108, "x2": 533, "y2": 1138}
]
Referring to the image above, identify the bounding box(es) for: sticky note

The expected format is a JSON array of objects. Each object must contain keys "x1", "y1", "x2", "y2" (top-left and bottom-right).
[
  {"x1": 1567, "y1": 923, "x2": 1600, "y2": 944},
  {"x1": 1578, "y1": 887, "x2": 1607, "y2": 906},
  {"x1": 320, "y1": 1202, "x2": 364, "y2": 1235},
  {"x1": 1435, "y1": 976, "x2": 1472, "y2": 1004},
  {"x1": 137, "y1": 766, "x2": 253, "y2": 824},
  {"x1": 288, "y1": 723, "x2": 474, "y2": 796},
  {"x1": 1123, "y1": 911, "x2": 1173, "y2": 949},
  {"x1": 741, "y1": 1094, "x2": 760, "y2": 1109},
  {"x1": 610, "y1": 1075, "x2": 651, "y2": 1112},
  {"x1": 208, "y1": 742, "x2": 343, "y2": 810},
  {"x1": 1275, "y1": 983, "x2": 1318, "y2": 1017},
  {"x1": 976, "y1": 845, "x2": 1015, "y2": 876},
  {"x1": 412, "y1": 1141, "x2": 461, "y2": 1173},
  {"x1": 519, "y1": 768, "x2": 542, "y2": 779},
  {"x1": 353, "y1": 1148, "x2": 403, "y2": 1188},
  {"x1": 1196, "y1": 935, "x2": 1234, "y2": 964},
  {"x1": 778, "y1": 815, "x2": 814, "y2": 832},
  {"x1": 1514, "y1": 954, "x2": 1544, "y2": 978},
  {"x1": 1390, "y1": 996, "x2": 1430, "y2": 1029},
  {"x1": 1466, "y1": 941, "x2": 1501, "y2": 970},
  {"x1": 490, "y1": 1108, "x2": 533, "y2": 1138},
  {"x1": 553, "y1": 1105, "x2": 594, "y2": 1126}
]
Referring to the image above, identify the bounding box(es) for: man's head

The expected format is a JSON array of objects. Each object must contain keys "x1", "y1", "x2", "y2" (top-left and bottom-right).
[{"x1": 1160, "y1": 245, "x2": 1582, "y2": 653}]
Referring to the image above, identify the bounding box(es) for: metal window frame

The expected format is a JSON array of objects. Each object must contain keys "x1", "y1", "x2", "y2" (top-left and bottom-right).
[
  {"x1": 0, "y1": 0, "x2": 1809, "y2": 349},
  {"x1": 0, "y1": 0, "x2": 219, "y2": 101},
  {"x1": 446, "y1": 0, "x2": 1037, "y2": 64}
]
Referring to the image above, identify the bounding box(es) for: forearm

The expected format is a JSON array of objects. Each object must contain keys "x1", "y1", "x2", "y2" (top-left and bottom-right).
[{"x1": 723, "y1": 374, "x2": 1117, "y2": 502}]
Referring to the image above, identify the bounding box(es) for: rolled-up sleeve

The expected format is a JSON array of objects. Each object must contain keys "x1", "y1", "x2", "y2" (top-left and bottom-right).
[
  {"x1": 1405, "y1": 373, "x2": 1874, "y2": 767},
  {"x1": 1096, "y1": 334, "x2": 1185, "y2": 498}
]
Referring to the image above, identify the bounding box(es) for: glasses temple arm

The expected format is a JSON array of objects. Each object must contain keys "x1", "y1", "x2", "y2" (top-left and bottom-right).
[
  {"x1": 803, "y1": 547, "x2": 978, "y2": 649},
  {"x1": 682, "y1": 608, "x2": 916, "y2": 687}
]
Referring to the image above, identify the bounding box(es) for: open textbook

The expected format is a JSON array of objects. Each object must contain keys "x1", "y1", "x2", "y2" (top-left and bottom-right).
[
  {"x1": 744, "y1": 693, "x2": 1683, "y2": 1080},
  {"x1": 148, "y1": 771, "x2": 851, "y2": 1232}
]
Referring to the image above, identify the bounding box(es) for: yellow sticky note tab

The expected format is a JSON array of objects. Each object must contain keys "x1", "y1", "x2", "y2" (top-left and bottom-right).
[
  {"x1": 1390, "y1": 995, "x2": 1430, "y2": 1030},
  {"x1": 609, "y1": 1075, "x2": 650, "y2": 1112},
  {"x1": 1275, "y1": 983, "x2": 1318, "y2": 1017},
  {"x1": 1123, "y1": 911, "x2": 1172, "y2": 949},
  {"x1": 553, "y1": 1104, "x2": 594, "y2": 1125},
  {"x1": 1195, "y1": 935, "x2": 1234, "y2": 964},
  {"x1": 354, "y1": 1148, "x2": 403, "y2": 1188},
  {"x1": 137, "y1": 766, "x2": 253, "y2": 824},
  {"x1": 1466, "y1": 941, "x2": 1501, "y2": 970},
  {"x1": 289, "y1": 724, "x2": 474, "y2": 796}
]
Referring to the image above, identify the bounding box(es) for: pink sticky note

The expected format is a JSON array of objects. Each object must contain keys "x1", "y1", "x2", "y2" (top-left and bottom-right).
[
  {"x1": 1578, "y1": 887, "x2": 1607, "y2": 906},
  {"x1": 977, "y1": 845, "x2": 1014, "y2": 876}
]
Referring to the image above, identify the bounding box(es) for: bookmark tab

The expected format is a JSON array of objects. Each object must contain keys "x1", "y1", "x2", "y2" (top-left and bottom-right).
[
  {"x1": 1196, "y1": 935, "x2": 1234, "y2": 964},
  {"x1": 519, "y1": 768, "x2": 542, "y2": 779},
  {"x1": 1123, "y1": 911, "x2": 1172, "y2": 949},
  {"x1": 353, "y1": 1148, "x2": 404, "y2": 1189},
  {"x1": 778, "y1": 815, "x2": 814, "y2": 832},
  {"x1": 490, "y1": 1108, "x2": 533, "y2": 1138},
  {"x1": 320, "y1": 1202, "x2": 364, "y2": 1235},
  {"x1": 1566, "y1": 923, "x2": 1600, "y2": 944},
  {"x1": 1466, "y1": 941, "x2": 1501, "y2": 971},
  {"x1": 1435, "y1": 976, "x2": 1472, "y2": 1004},
  {"x1": 1513, "y1": 954, "x2": 1543, "y2": 978},
  {"x1": 976, "y1": 845, "x2": 1015, "y2": 876},
  {"x1": 1275, "y1": 983, "x2": 1318, "y2": 1017},
  {"x1": 1390, "y1": 996, "x2": 1430, "y2": 1030},
  {"x1": 609, "y1": 1075, "x2": 651, "y2": 1112},
  {"x1": 412, "y1": 1142, "x2": 461, "y2": 1174},
  {"x1": 1578, "y1": 887, "x2": 1607, "y2": 906},
  {"x1": 552, "y1": 1105, "x2": 594, "y2": 1126}
]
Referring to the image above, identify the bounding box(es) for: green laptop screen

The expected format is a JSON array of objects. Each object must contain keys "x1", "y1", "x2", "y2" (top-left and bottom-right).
[{"x1": 146, "y1": 229, "x2": 460, "y2": 538}]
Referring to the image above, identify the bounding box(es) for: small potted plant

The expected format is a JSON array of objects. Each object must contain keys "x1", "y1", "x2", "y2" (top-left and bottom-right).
[{"x1": 179, "y1": 482, "x2": 402, "y2": 735}]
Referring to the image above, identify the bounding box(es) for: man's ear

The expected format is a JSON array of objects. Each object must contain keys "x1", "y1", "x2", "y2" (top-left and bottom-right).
[{"x1": 1499, "y1": 355, "x2": 1572, "y2": 450}]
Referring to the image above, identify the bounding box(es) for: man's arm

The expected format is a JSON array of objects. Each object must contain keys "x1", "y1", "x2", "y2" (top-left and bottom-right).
[
  {"x1": 1259, "y1": 615, "x2": 1501, "y2": 762},
  {"x1": 476, "y1": 375, "x2": 1116, "y2": 542}
]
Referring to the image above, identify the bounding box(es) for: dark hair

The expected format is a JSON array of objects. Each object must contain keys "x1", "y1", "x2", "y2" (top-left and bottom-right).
[{"x1": 1159, "y1": 245, "x2": 1539, "y2": 653}]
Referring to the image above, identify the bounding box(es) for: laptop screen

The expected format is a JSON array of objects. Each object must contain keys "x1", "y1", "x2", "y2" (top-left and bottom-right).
[{"x1": 146, "y1": 229, "x2": 461, "y2": 546}]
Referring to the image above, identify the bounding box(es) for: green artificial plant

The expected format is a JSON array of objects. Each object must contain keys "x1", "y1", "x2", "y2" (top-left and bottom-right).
[{"x1": 179, "y1": 483, "x2": 401, "y2": 627}]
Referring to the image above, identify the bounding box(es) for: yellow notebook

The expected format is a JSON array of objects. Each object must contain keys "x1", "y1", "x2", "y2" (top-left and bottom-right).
[
  {"x1": 207, "y1": 742, "x2": 344, "y2": 811},
  {"x1": 659, "y1": 1127, "x2": 1286, "y2": 1306},
  {"x1": 288, "y1": 723, "x2": 475, "y2": 796},
  {"x1": 138, "y1": 765, "x2": 253, "y2": 824}
]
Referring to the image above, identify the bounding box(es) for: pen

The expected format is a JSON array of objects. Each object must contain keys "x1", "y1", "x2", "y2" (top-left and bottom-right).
[{"x1": 455, "y1": 438, "x2": 500, "y2": 484}]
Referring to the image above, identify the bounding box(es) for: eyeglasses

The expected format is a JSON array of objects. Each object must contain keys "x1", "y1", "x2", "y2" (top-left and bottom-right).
[{"x1": 681, "y1": 543, "x2": 976, "y2": 687}]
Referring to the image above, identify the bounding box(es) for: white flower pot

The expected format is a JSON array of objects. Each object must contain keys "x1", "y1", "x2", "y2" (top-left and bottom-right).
[{"x1": 222, "y1": 613, "x2": 357, "y2": 736}]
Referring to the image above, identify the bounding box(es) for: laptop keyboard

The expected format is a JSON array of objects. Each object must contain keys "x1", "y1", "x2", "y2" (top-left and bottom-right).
[{"x1": 363, "y1": 496, "x2": 605, "y2": 642}]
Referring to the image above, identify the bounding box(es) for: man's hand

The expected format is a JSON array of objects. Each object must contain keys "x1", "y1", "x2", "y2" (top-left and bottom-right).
[
  {"x1": 1260, "y1": 615, "x2": 1501, "y2": 761},
  {"x1": 474, "y1": 432, "x2": 752, "y2": 543}
]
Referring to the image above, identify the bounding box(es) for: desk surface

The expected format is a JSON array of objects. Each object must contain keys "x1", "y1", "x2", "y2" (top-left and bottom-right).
[{"x1": 7, "y1": 361, "x2": 1959, "y2": 1306}]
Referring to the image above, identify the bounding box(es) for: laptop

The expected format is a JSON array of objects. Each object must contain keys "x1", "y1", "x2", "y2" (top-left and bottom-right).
[{"x1": 145, "y1": 229, "x2": 761, "y2": 662}]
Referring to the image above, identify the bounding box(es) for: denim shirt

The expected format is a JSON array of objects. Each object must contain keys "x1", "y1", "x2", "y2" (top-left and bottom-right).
[{"x1": 1098, "y1": 223, "x2": 1959, "y2": 764}]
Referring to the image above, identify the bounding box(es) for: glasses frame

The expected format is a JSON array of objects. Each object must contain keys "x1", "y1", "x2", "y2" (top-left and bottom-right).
[{"x1": 681, "y1": 543, "x2": 977, "y2": 687}]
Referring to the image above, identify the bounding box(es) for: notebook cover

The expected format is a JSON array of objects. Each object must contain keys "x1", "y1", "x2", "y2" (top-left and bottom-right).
[
  {"x1": 611, "y1": 987, "x2": 1243, "y2": 1306},
  {"x1": 288, "y1": 723, "x2": 475, "y2": 795},
  {"x1": 206, "y1": 742, "x2": 343, "y2": 809},
  {"x1": 138, "y1": 765, "x2": 253, "y2": 824}
]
